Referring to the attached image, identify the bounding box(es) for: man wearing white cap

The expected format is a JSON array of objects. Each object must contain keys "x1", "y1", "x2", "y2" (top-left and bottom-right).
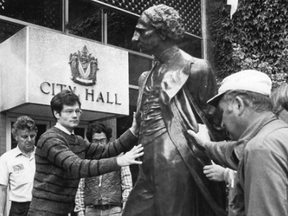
[{"x1": 188, "y1": 70, "x2": 288, "y2": 216}]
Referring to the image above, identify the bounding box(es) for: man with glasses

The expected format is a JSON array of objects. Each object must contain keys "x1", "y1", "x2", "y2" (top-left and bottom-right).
[
  {"x1": 0, "y1": 116, "x2": 38, "y2": 216},
  {"x1": 28, "y1": 90, "x2": 143, "y2": 216},
  {"x1": 74, "y1": 123, "x2": 133, "y2": 216}
]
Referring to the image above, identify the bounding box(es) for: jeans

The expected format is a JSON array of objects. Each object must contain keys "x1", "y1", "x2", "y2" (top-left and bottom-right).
[{"x1": 86, "y1": 206, "x2": 122, "y2": 216}]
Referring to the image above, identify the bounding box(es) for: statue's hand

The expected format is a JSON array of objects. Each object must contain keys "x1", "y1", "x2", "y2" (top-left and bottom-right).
[{"x1": 187, "y1": 124, "x2": 210, "y2": 148}]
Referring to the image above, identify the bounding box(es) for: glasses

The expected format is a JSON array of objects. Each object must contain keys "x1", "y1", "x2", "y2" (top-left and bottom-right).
[
  {"x1": 62, "y1": 109, "x2": 83, "y2": 116},
  {"x1": 92, "y1": 138, "x2": 107, "y2": 144}
]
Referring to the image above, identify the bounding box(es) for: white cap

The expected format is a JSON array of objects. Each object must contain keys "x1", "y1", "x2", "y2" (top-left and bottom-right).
[{"x1": 207, "y1": 70, "x2": 272, "y2": 106}]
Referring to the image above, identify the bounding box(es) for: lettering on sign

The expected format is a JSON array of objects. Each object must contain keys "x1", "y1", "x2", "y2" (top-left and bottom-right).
[{"x1": 40, "y1": 82, "x2": 121, "y2": 105}]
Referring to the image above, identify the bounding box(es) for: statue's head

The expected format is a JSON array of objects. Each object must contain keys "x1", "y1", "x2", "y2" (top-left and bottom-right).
[
  {"x1": 143, "y1": 4, "x2": 185, "y2": 41},
  {"x1": 132, "y1": 4, "x2": 185, "y2": 54}
]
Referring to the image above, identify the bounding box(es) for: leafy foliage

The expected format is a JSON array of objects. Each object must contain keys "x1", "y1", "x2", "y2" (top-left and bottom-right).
[{"x1": 209, "y1": 0, "x2": 288, "y2": 88}]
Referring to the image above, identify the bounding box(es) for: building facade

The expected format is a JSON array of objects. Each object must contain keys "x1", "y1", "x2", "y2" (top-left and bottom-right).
[
  {"x1": 0, "y1": 0, "x2": 206, "y2": 154},
  {"x1": 0, "y1": 0, "x2": 209, "y2": 215}
]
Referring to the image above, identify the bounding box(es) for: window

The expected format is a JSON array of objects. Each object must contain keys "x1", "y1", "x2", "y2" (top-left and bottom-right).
[
  {"x1": 177, "y1": 34, "x2": 202, "y2": 58},
  {"x1": 0, "y1": 19, "x2": 24, "y2": 43},
  {"x1": 106, "y1": 10, "x2": 138, "y2": 50},
  {"x1": 68, "y1": 0, "x2": 102, "y2": 42},
  {"x1": 0, "y1": 0, "x2": 62, "y2": 31}
]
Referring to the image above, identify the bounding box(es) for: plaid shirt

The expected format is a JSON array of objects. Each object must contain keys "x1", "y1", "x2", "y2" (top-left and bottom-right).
[{"x1": 74, "y1": 166, "x2": 133, "y2": 215}]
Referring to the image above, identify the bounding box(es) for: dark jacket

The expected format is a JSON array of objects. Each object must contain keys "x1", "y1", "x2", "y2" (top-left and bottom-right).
[{"x1": 84, "y1": 170, "x2": 122, "y2": 206}]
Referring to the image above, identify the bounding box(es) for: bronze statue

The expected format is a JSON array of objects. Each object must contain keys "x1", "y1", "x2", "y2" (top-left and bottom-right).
[{"x1": 122, "y1": 4, "x2": 226, "y2": 216}]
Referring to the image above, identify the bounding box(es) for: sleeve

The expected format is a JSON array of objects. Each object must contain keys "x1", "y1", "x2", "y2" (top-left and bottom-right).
[
  {"x1": 187, "y1": 59, "x2": 217, "y2": 112},
  {"x1": 205, "y1": 140, "x2": 238, "y2": 170},
  {"x1": 0, "y1": 155, "x2": 9, "y2": 186},
  {"x1": 74, "y1": 178, "x2": 85, "y2": 213},
  {"x1": 244, "y1": 147, "x2": 288, "y2": 216},
  {"x1": 38, "y1": 136, "x2": 120, "y2": 178},
  {"x1": 223, "y1": 168, "x2": 236, "y2": 187},
  {"x1": 85, "y1": 129, "x2": 138, "y2": 160},
  {"x1": 121, "y1": 166, "x2": 133, "y2": 204}
]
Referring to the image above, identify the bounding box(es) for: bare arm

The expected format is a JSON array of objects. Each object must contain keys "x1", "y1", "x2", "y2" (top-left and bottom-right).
[{"x1": 0, "y1": 184, "x2": 7, "y2": 216}]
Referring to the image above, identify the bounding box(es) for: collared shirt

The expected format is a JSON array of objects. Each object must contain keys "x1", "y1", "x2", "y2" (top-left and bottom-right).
[
  {"x1": 74, "y1": 166, "x2": 133, "y2": 215},
  {"x1": 0, "y1": 146, "x2": 35, "y2": 202},
  {"x1": 55, "y1": 122, "x2": 74, "y2": 135}
]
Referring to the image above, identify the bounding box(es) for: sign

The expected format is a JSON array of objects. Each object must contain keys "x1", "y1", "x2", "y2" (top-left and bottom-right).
[{"x1": 0, "y1": 26, "x2": 129, "y2": 117}]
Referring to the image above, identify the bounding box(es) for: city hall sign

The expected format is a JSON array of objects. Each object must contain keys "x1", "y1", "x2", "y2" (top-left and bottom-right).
[
  {"x1": 39, "y1": 44, "x2": 125, "y2": 107},
  {"x1": 0, "y1": 26, "x2": 129, "y2": 116}
]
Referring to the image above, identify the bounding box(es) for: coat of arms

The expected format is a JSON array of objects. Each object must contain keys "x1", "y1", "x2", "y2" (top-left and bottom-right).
[{"x1": 69, "y1": 45, "x2": 98, "y2": 86}]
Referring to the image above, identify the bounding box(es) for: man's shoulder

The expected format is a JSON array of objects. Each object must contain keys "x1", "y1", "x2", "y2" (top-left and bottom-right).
[
  {"x1": 0, "y1": 147, "x2": 20, "y2": 160},
  {"x1": 247, "y1": 119, "x2": 288, "y2": 152},
  {"x1": 38, "y1": 127, "x2": 68, "y2": 144},
  {"x1": 177, "y1": 49, "x2": 212, "y2": 74}
]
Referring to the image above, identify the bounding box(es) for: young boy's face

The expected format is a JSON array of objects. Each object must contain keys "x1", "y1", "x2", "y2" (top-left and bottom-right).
[{"x1": 54, "y1": 103, "x2": 82, "y2": 132}]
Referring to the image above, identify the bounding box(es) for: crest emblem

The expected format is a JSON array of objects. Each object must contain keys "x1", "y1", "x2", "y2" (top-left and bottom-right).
[{"x1": 69, "y1": 45, "x2": 99, "y2": 86}]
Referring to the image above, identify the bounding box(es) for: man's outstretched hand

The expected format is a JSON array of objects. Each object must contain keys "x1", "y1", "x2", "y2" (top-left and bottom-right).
[{"x1": 117, "y1": 144, "x2": 144, "y2": 166}]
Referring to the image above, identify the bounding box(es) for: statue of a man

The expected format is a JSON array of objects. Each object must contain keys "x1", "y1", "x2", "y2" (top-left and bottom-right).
[{"x1": 122, "y1": 4, "x2": 226, "y2": 216}]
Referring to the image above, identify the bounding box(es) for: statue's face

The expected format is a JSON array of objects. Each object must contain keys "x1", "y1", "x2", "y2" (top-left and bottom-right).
[{"x1": 132, "y1": 13, "x2": 161, "y2": 54}]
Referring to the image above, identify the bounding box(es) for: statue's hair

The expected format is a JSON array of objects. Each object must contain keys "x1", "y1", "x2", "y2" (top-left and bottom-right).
[{"x1": 143, "y1": 4, "x2": 185, "y2": 41}]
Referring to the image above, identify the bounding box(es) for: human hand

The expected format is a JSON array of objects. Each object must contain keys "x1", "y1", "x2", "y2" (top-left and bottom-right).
[
  {"x1": 203, "y1": 163, "x2": 226, "y2": 182},
  {"x1": 117, "y1": 144, "x2": 144, "y2": 166},
  {"x1": 130, "y1": 112, "x2": 140, "y2": 136},
  {"x1": 187, "y1": 124, "x2": 211, "y2": 148}
]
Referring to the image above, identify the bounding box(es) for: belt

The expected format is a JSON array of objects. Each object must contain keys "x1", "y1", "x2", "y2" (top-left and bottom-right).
[
  {"x1": 11, "y1": 201, "x2": 31, "y2": 205},
  {"x1": 87, "y1": 205, "x2": 120, "y2": 210}
]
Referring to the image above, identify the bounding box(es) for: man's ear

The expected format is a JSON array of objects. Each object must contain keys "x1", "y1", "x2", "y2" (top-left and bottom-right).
[
  {"x1": 54, "y1": 111, "x2": 60, "y2": 119},
  {"x1": 234, "y1": 96, "x2": 245, "y2": 115},
  {"x1": 13, "y1": 133, "x2": 19, "y2": 142}
]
